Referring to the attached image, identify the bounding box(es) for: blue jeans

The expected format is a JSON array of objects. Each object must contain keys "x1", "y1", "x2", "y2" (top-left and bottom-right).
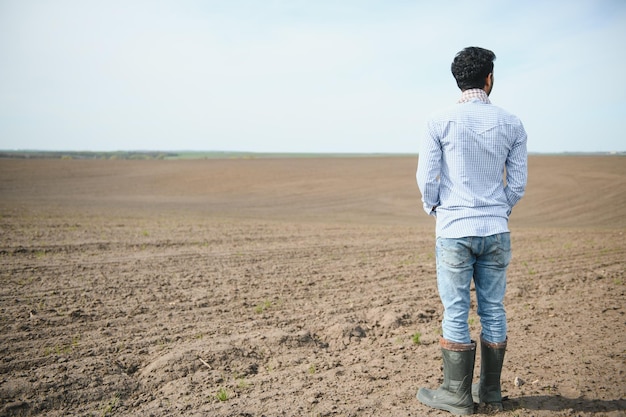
[{"x1": 436, "y1": 233, "x2": 511, "y2": 344}]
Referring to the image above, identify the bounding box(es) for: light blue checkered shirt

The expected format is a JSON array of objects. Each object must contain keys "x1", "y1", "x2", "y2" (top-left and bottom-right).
[{"x1": 416, "y1": 89, "x2": 527, "y2": 238}]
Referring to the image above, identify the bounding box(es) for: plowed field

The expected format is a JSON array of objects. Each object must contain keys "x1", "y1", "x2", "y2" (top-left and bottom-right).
[{"x1": 0, "y1": 156, "x2": 624, "y2": 416}]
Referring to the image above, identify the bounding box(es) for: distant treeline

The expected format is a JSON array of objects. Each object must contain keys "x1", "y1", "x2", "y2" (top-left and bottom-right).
[
  {"x1": 0, "y1": 150, "x2": 623, "y2": 160},
  {"x1": 0, "y1": 151, "x2": 179, "y2": 160},
  {"x1": 0, "y1": 151, "x2": 413, "y2": 160}
]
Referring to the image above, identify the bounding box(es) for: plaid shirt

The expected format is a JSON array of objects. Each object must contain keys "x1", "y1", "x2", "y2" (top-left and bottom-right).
[{"x1": 416, "y1": 89, "x2": 528, "y2": 238}]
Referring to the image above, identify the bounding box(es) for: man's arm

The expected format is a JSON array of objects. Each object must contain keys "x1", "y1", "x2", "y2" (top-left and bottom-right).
[
  {"x1": 416, "y1": 123, "x2": 442, "y2": 216},
  {"x1": 504, "y1": 123, "x2": 528, "y2": 214}
]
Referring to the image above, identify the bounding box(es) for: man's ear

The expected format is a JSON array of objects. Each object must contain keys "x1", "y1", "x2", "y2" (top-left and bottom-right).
[
  {"x1": 486, "y1": 73, "x2": 493, "y2": 87},
  {"x1": 484, "y1": 72, "x2": 494, "y2": 95}
]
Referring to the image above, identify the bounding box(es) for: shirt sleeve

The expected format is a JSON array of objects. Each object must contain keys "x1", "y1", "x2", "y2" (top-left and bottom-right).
[
  {"x1": 416, "y1": 121, "x2": 442, "y2": 216},
  {"x1": 504, "y1": 122, "x2": 528, "y2": 214}
]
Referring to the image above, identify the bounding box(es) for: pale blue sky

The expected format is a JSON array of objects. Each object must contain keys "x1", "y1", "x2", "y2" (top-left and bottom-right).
[{"x1": 1, "y1": 0, "x2": 625, "y2": 153}]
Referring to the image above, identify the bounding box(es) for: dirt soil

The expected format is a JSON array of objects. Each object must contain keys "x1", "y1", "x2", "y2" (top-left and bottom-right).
[{"x1": 0, "y1": 155, "x2": 624, "y2": 417}]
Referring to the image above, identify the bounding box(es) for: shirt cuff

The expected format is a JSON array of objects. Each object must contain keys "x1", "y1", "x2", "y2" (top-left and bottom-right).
[{"x1": 422, "y1": 202, "x2": 438, "y2": 217}]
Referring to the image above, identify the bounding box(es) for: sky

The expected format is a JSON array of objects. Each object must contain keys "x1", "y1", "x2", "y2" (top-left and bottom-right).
[{"x1": 1, "y1": 0, "x2": 625, "y2": 154}]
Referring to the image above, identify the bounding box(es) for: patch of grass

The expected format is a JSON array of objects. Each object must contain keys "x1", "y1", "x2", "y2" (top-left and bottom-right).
[
  {"x1": 543, "y1": 384, "x2": 557, "y2": 394},
  {"x1": 43, "y1": 341, "x2": 74, "y2": 356},
  {"x1": 411, "y1": 332, "x2": 422, "y2": 345},
  {"x1": 308, "y1": 364, "x2": 316, "y2": 374},
  {"x1": 156, "y1": 337, "x2": 169, "y2": 350},
  {"x1": 522, "y1": 261, "x2": 536, "y2": 275},
  {"x1": 17, "y1": 276, "x2": 35, "y2": 286},
  {"x1": 254, "y1": 300, "x2": 272, "y2": 314},
  {"x1": 72, "y1": 334, "x2": 81, "y2": 347},
  {"x1": 100, "y1": 393, "x2": 120, "y2": 417},
  {"x1": 216, "y1": 387, "x2": 229, "y2": 402},
  {"x1": 399, "y1": 255, "x2": 420, "y2": 266}
]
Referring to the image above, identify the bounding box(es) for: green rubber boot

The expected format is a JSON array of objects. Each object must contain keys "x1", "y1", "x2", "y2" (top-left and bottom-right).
[
  {"x1": 417, "y1": 338, "x2": 476, "y2": 415},
  {"x1": 472, "y1": 337, "x2": 507, "y2": 411}
]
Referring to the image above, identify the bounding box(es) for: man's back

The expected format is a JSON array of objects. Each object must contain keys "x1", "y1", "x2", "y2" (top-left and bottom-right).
[{"x1": 417, "y1": 89, "x2": 527, "y2": 238}]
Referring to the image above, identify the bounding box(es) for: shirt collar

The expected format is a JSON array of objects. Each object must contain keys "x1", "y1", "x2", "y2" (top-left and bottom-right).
[{"x1": 457, "y1": 88, "x2": 491, "y2": 104}]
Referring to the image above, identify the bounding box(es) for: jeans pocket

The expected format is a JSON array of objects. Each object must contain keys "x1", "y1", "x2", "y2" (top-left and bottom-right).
[
  {"x1": 494, "y1": 233, "x2": 512, "y2": 267},
  {"x1": 437, "y1": 238, "x2": 471, "y2": 268}
]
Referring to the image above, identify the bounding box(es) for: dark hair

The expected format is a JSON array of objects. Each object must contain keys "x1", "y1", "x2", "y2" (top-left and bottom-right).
[{"x1": 451, "y1": 47, "x2": 496, "y2": 91}]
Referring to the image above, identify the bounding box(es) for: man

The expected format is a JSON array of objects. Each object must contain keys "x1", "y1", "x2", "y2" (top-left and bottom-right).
[{"x1": 416, "y1": 46, "x2": 527, "y2": 415}]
